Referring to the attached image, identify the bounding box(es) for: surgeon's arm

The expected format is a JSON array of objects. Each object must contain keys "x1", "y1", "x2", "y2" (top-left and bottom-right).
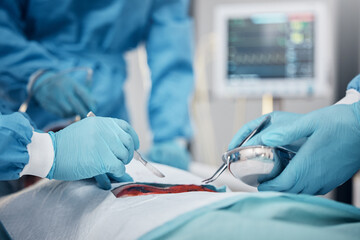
[
  {"x1": 0, "y1": 112, "x2": 139, "y2": 184},
  {"x1": 0, "y1": 112, "x2": 32, "y2": 180},
  {"x1": 0, "y1": 0, "x2": 59, "y2": 108},
  {"x1": 144, "y1": 0, "x2": 194, "y2": 170}
]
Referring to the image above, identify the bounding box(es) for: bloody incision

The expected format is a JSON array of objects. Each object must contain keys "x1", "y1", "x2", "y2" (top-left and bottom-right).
[{"x1": 112, "y1": 182, "x2": 219, "y2": 198}]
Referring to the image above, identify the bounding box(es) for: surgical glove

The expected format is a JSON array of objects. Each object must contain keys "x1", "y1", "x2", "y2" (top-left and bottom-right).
[
  {"x1": 228, "y1": 111, "x2": 303, "y2": 150},
  {"x1": 257, "y1": 103, "x2": 360, "y2": 195},
  {"x1": 94, "y1": 173, "x2": 133, "y2": 190},
  {"x1": 46, "y1": 117, "x2": 139, "y2": 183},
  {"x1": 147, "y1": 141, "x2": 191, "y2": 170},
  {"x1": 32, "y1": 71, "x2": 95, "y2": 118}
]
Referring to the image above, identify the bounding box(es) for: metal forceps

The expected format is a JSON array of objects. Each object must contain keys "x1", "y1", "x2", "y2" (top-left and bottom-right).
[{"x1": 202, "y1": 116, "x2": 271, "y2": 184}]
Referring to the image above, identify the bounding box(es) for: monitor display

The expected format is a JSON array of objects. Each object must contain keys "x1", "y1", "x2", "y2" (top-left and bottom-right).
[
  {"x1": 228, "y1": 13, "x2": 315, "y2": 80},
  {"x1": 214, "y1": 2, "x2": 331, "y2": 97}
]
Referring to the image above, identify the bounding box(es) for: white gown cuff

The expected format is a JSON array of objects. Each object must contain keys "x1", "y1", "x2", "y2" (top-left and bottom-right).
[
  {"x1": 21, "y1": 132, "x2": 54, "y2": 178},
  {"x1": 335, "y1": 89, "x2": 360, "y2": 105}
]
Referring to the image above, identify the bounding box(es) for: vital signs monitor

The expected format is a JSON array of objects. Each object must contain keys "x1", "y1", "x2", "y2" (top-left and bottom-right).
[{"x1": 213, "y1": 2, "x2": 332, "y2": 97}]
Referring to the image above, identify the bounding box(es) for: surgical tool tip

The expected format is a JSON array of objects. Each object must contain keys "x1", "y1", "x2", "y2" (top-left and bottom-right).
[
  {"x1": 202, "y1": 115, "x2": 271, "y2": 184},
  {"x1": 201, "y1": 163, "x2": 227, "y2": 184},
  {"x1": 87, "y1": 111, "x2": 95, "y2": 117},
  {"x1": 146, "y1": 163, "x2": 166, "y2": 178},
  {"x1": 134, "y1": 151, "x2": 166, "y2": 178}
]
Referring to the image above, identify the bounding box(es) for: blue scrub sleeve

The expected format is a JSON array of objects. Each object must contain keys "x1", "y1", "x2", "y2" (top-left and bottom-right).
[
  {"x1": 347, "y1": 74, "x2": 360, "y2": 92},
  {"x1": 0, "y1": 0, "x2": 59, "y2": 110},
  {"x1": 0, "y1": 112, "x2": 33, "y2": 180},
  {"x1": 145, "y1": 0, "x2": 194, "y2": 143}
]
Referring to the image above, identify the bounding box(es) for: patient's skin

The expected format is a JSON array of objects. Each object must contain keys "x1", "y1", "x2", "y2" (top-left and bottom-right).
[{"x1": 112, "y1": 183, "x2": 218, "y2": 198}]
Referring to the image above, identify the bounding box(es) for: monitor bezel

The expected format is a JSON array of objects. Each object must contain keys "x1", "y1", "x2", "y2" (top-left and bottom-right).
[{"x1": 213, "y1": 2, "x2": 331, "y2": 98}]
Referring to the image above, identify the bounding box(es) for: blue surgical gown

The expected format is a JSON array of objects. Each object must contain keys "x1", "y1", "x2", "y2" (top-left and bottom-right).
[
  {"x1": 0, "y1": 0, "x2": 194, "y2": 143},
  {"x1": 0, "y1": 112, "x2": 32, "y2": 180}
]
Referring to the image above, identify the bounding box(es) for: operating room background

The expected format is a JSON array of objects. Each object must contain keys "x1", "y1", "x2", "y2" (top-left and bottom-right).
[{"x1": 123, "y1": 0, "x2": 360, "y2": 204}]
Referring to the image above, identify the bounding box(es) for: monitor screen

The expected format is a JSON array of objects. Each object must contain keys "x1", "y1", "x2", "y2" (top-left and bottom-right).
[
  {"x1": 214, "y1": 2, "x2": 331, "y2": 97},
  {"x1": 227, "y1": 13, "x2": 315, "y2": 80}
]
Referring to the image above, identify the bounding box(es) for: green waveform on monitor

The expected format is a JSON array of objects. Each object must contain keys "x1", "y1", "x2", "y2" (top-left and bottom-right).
[{"x1": 229, "y1": 52, "x2": 286, "y2": 65}]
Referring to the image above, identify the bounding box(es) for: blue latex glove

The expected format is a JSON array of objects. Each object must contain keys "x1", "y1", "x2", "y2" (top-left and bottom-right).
[
  {"x1": 47, "y1": 116, "x2": 139, "y2": 190},
  {"x1": 229, "y1": 111, "x2": 303, "y2": 150},
  {"x1": 147, "y1": 141, "x2": 191, "y2": 170},
  {"x1": 32, "y1": 71, "x2": 95, "y2": 118},
  {"x1": 94, "y1": 173, "x2": 133, "y2": 190},
  {"x1": 243, "y1": 104, "x2": 360, "y2": 195}
]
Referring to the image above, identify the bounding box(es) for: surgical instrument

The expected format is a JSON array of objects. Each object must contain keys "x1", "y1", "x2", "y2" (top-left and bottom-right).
[
  {"x1": 224, "y1": 145, "x2": 295, "y2": 187},
  {"x1": 87, "y1": 112, "x2": 165, "y2": 178},
  {"x1": 202, "y1": 116, "x2": 270, "y2": 184},
  {"x1": 133, "y1": 151, "x2": 165, "y2": 178}
]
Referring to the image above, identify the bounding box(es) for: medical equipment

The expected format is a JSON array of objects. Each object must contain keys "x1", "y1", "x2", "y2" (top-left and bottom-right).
[
  {"x1": 224, "y1": 145, "x2": 295, "y2": 187},
  {"x1": 87, "y1": 112, "x2": 165, "y2": 178},
  {"x1": 202, "y1": 116, "x2": 270, "y2": 184},
  {"x1": 213, "y1": 2, "x2": 332, "y2": 97},
  {"x1": 134, "y1": 151, "x2": 165, "y2": 178}
]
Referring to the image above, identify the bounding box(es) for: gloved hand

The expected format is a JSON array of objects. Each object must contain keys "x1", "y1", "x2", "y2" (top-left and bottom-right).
[
  {"x1": 46, "y1": 117, "x2": 139, "y2": 190},
  {"x1": 94, "y1": 173, "x2": 134, "y2": 190},
  {"x1": 228, "y1": 111, "x2": 303, "y2": 150},
  {"x1": 147, "y1": 141, "x2": 191, "y2": 170},
  {"x1": 32, "y1": 71, "x2": 95, "y2": 118},
  {"x1": 254, "y1": 103, "x2": 360, "y2": 195}
]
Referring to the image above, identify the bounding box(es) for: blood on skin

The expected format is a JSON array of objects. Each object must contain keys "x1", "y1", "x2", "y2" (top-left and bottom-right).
[{"x1": 112, "y1": 183, "x2": 219, "y2": 198}]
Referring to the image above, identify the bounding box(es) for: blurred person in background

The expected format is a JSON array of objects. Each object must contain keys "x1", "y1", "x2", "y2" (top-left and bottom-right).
[{"x1": 0, "y1": 0, "x2": 193, "y2": 177}]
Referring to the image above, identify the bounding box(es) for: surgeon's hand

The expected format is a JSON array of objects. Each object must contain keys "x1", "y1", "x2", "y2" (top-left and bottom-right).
[
  {"x1": 228, "y1": 111, "x2": 303, "y2": 150},
  {"x1": 94, "y1": 173, "x2": 134, "y2": 190},
  {"x1": 253, "y1": 104, "x2": 360, "y2": 195},
  {"x1": 32, "y1": 71, "x2": 95, "y2": 118},
  {"x1": 46, "y1": 117, "x2": 139, "y2": 188},
  {"x1": 147, "y1": 141, "x2": 191, "y2": 170}
]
